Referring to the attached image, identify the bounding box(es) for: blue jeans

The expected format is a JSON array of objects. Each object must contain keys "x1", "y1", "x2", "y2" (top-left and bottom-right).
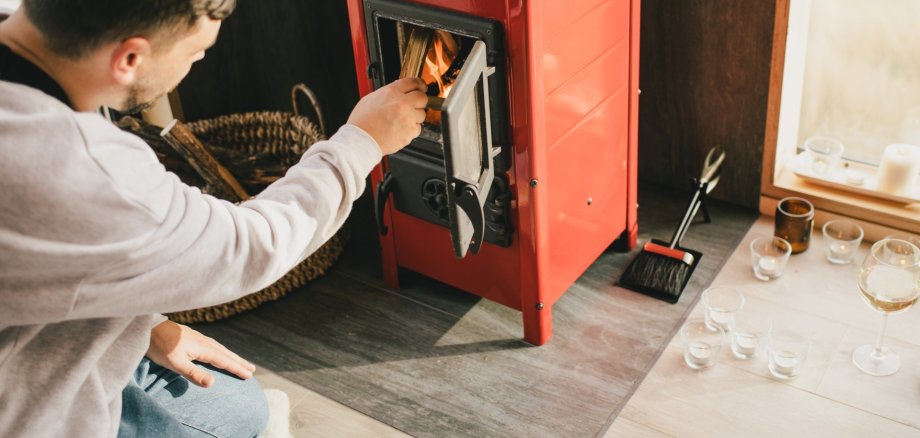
[{"x1": 118, "y1": 357, "x2": 268, "y2": 438}]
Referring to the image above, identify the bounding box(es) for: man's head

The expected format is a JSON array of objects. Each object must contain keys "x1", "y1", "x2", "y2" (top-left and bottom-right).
[{"x1": 17, "y1": 0, "x2": 235, "y2": 112}]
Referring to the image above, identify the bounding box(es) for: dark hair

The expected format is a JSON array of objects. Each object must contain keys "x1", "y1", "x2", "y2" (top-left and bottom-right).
[{"x1": 22, "y1": 0, "x2": 236, "y2": 59}]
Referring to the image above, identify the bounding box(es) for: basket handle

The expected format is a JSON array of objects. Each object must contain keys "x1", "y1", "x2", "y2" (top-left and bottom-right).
[{"x1": 291, "y1": 84, "x2": 327, "y2": 137}]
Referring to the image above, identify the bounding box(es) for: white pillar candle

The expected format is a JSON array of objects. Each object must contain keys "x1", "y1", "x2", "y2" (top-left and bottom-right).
[{"x1": 877, "y1": 143, "x2": 920, "y2": 195}]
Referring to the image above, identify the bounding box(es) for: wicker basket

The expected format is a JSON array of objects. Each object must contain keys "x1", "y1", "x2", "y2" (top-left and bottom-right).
[{"x1": 161, "y1": 84, "x2": 346, "y2": 324}]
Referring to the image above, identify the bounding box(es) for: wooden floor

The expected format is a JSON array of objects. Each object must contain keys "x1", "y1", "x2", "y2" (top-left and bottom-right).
[{"x1": 193, "y1": 182, "x2": 758, "y2": 437}]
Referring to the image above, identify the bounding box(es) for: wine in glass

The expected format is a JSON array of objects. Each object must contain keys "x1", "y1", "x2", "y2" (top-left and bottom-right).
[{"x1": 853, "y1": 238, "x2": 920, "y2": 376}]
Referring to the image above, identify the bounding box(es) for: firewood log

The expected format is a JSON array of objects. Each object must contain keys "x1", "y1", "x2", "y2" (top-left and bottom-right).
[
  {"x1": 160, "y1": 119, "x2": 251, "y2": 202},
  {"x1": 400, "y1": 27, "x2": 434, "y2": 79}
]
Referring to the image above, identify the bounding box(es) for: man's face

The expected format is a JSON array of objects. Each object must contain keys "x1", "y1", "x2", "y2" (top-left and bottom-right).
[{"x1": 120, "y1": 17, "x2": 221, "y2": 113}]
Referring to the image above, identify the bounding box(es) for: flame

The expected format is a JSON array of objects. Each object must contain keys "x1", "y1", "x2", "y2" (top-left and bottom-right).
[{"x1": 420, "y1": 31, "x2": 459, "y2": 124}]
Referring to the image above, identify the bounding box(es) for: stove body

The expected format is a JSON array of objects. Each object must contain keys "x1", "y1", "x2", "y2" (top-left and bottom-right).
[{"x1": 346, "y1": 0, "x2": 639, "y2": 345}]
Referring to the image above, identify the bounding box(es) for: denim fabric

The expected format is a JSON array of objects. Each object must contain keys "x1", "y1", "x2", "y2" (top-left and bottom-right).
[{"x1": 118, "y1": 357, "x2": 268, "y2": 438}]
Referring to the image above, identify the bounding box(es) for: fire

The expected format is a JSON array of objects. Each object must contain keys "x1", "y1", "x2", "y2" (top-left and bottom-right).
[{"x1": 420, "y1": 30, "x2": 460, "y2": 124}]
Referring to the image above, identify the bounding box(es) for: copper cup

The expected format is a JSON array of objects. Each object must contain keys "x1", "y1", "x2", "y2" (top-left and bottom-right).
[{"x1": 774, "y1": 197, "x2": 814, "y2": 254}]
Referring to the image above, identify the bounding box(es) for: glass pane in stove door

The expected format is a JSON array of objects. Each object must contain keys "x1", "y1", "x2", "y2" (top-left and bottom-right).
[{"x1": 441, "y1": 40, "x2": 495, "y2": 258}]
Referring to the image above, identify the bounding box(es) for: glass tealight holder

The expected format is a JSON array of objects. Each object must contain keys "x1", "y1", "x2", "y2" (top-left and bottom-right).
[
  {"x1": 750, "y1": 236, "x2": 792, "y2": 281},
  {"x1": 768, "y1": 330, "x2": 811, "y2": 380},
  {"x1": 804, "y1": 135, "x2": 844, "y2": 175},
  {"x1": 730, "y1": 310, "x2": 772, "y2": 360},
  {"x1": 822, "y1": 220, "x2": 863, "y2": 264},
  {"x1": 680, "y1": 318, "x2": 724, "y2": 370},
  {"x1": 701, "y1": 286, "x2": 745, "y2": 332}
]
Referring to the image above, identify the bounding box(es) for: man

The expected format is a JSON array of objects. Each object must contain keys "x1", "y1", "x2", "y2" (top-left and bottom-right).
[{"x1": 0, "y1": 1, "x2": 427, "y2": 437}]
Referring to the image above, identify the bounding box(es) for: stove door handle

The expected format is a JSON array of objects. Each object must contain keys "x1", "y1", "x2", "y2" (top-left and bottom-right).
[
  {"x1": 455, "y1": 185, "x2": 485, "y2": 255},
  {"x1": 375, "y1": 172, "x2": 394, "y2": 235}
]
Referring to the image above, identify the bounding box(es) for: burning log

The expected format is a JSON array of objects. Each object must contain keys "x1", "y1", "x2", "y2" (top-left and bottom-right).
[
  {"x1": 421, "y1": 30, "x2": 460, "y2": 94},
  {"x1": 398, "y1": 26, "x2": 463, "y2": 124},
  {"x1": 399, "y1": 27, "x2": 434, "y2": 79}
]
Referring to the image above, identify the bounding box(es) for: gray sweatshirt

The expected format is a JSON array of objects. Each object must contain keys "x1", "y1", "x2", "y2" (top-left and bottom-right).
[{"x1": 0, "y1": 80, "x2": 382, "y2": 437}]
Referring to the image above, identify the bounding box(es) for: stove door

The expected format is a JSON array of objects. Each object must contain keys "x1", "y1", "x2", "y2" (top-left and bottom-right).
[{"x1": 441, "y1": 40, "x2": 496, "y2": 258}]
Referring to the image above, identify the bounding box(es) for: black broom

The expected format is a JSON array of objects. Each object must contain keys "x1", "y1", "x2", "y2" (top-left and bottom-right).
[{"x1": 618, "y1": 147, "x2": 725, "y2": 303}]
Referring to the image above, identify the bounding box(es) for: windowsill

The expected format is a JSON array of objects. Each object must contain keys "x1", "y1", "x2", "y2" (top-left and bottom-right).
[{"x1": 761, "y1": 164, "x2": 920, "y2": 241}]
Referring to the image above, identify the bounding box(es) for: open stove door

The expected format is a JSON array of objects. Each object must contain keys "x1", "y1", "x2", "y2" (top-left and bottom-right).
[{"x1": 441, "y1": 40, "x2": 497, "y2": 258}]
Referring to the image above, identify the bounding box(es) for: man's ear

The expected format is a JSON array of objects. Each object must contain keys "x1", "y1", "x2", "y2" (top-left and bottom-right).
[{"x1": 110, "y1": 37, "x2": 151, "y2": 86}]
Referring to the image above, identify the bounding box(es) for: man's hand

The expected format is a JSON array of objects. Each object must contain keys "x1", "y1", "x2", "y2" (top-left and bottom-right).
[
  {"x1": 347, "y1": 77, "x2": 428, "y2": 155},
  {"x1": 147, "y1": 320, "x2": 256, "y2": 388}
]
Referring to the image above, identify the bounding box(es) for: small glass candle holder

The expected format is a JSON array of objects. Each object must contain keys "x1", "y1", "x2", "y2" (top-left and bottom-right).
[
  {"x1": 680, "y1": 318, "x2": 724, "y2": 370},
  {"x1": 775, "y1": 197, "x2": 815, "y2": 254},
  {"x1": 880, "y1": 233, "x2": 920, "y2": 266},
  {"x1": 750, "y1": 236, "x2": 792, "y2": 281},
  {"x1": 768, "y1": 330, "x2": 810, "y2": 380},
  {"x1": 882, "y1": 233, "x2": 920, "y2": 250},
  {"x1": 822, "y1": 220, "x2": 863, "y2": 264},
  {"x1": 730, "y1": 310, "x2": 772, "y2": 360},
  {"x1": 701, "y1": 286, "x2": 745, "y2": 332},
  {"x1": 804, "y1": 136, "x2": 844, "y2": 175}
]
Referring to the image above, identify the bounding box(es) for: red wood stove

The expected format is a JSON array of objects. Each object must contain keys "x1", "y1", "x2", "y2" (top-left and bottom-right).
[{"x1": 346, "y1": 0, "x2": 639, "y2": 345}]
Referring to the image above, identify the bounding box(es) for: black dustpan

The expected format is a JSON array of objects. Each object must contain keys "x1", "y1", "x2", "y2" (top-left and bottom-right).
[
  {"x1": 617, "y1": 146, "x2": 725, "y2": 303},
  {"x1": 618, "y1": 238, "x2": 703, "y2": 303}
]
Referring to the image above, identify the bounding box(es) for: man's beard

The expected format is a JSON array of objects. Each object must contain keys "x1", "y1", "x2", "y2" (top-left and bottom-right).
[{"x1": 120, "y1": 85, "x2": 160, "y2": 115}]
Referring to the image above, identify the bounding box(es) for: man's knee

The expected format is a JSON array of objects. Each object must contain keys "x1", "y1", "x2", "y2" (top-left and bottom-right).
[
  {"x1": 193, "y1": 366, "x2": 269, "y2": 437},
  {"x1": 242, "y1": 376, "x2": 270, "y2": 430},
  {"x1": 124, "y1": 361, "x2": 269, "y2": 437},
  {"x1": 214, "y1": 372, "x2": 269, "y2": 436}
]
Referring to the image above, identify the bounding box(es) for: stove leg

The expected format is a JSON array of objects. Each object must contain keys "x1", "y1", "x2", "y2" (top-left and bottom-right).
[
  {"x1": 377, "y1": 220, "x2": 399, "y2": 290},
  {"x1": 380, "y1": 242, "x2": 400, "y2": 290},
  {"x1": 523, "y1": 302, "x2": 552, "y2": 346},
  {"x1": 382, "y1": 258, "x2": 399, "y2": 290},
  {"x1": 609, "y1": 226, "x2": 638, "y2": 252}
]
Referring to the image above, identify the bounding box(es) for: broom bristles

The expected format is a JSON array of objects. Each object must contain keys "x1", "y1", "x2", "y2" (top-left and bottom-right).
[{"x1": 619, "y1": 250, "x2": 692, "y2": 298}]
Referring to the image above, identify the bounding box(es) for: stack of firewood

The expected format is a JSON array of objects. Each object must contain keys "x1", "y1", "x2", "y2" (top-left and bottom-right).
[{"x1": 118, "y1": 116, "x2": 289, "y2": 199}]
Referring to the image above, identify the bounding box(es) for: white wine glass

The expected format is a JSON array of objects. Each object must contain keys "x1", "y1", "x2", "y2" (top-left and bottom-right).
[{"x1": 853, "y1": 238, "x2": 920, "y2": 376}]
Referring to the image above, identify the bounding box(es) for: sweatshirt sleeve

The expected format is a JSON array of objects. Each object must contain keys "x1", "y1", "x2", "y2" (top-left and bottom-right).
[{"x1": 66, "y1": 117, "x2": 382, "y2": 320}]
